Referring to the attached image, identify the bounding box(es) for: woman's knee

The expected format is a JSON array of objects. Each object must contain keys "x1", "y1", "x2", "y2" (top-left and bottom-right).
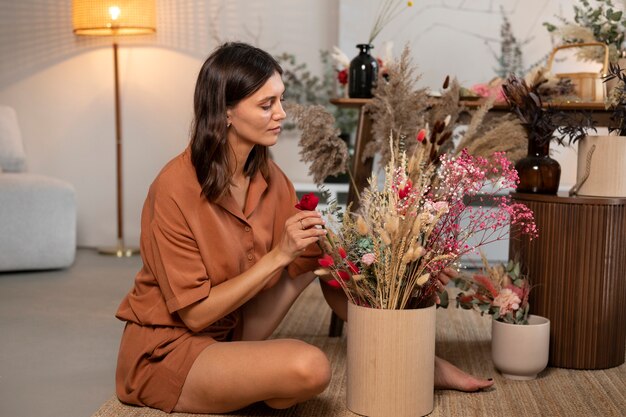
[{"x1": 288, "y1": 340, "x2": 331, "y2": 394}]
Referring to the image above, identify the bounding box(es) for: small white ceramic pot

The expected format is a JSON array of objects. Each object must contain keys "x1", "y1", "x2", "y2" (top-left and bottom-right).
[{"x1": 491, "y1": 314, "x2": 550, "y2": 380}]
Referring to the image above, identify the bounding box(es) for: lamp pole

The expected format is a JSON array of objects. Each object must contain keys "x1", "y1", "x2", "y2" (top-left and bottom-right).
[{"x1": 72, "y1": 0, "x2": 156, "y2": 257}]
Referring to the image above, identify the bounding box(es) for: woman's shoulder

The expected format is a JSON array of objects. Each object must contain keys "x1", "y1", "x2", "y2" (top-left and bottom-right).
[{"x1": 149, "y1": 148, "x2": 200, "y2": 201}]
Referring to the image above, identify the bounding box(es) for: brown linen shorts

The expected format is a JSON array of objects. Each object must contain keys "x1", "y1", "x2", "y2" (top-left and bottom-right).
[{"x1": 115, "y1": 321, "x2": 231, "y2": 412}]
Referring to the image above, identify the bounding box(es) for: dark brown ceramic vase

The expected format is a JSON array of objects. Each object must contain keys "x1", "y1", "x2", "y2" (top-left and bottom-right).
[{"x1": 515, "y1": 137, "x2": 561, "y2": 194}]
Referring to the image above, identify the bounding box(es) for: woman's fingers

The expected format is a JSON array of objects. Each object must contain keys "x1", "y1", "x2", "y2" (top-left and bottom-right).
[
  {"x1": 290, "y1": 210, "x2": 325, "y2": 231},
  {"x1": 278, "y1": 211, "x2": 327, "y2": 260}
]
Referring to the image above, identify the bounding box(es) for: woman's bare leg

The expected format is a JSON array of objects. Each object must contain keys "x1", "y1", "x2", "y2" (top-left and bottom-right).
[
  {"x1": 241, "y1": 270, "x2": 317, "y2": 341},
  {"x1": 319, "y1": 281, "x2": 495, "y2": 391},
  {"x1": 174, "y1": 339, "x2": 331, "y2": 413}
]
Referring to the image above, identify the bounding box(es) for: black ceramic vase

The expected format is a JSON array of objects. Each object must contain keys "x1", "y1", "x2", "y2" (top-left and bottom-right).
[
  {"x1": 515, "y1": 138, "x2": 561, "y2": 194},
  {"x1": 348, "y1": 44, "x2": 378, "y2": 98}
]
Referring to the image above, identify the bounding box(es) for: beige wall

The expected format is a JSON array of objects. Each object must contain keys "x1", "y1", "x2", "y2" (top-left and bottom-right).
[
  {"x1": 0, "y1": 0, "x2": 338, "y2": 248},
  {"x1": 0, "y1": 0, "x2": 590, "y2": 249}
]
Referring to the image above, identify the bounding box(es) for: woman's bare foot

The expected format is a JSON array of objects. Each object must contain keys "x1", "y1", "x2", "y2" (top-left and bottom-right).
[{"x1": 434, "y1": 356, "x2": 494, "y2": 392}]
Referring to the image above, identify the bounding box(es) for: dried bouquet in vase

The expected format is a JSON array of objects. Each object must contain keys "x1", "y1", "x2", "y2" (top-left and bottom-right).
[
  {"x1": 314, "y1": 134, "x2": 538, "y2": 310},
  {"x1": 454, "y1": 254, "x2": 531, "y2": 325},
  {"x1": 502, "y1": 74, "x2": 595, "y2": 147}
]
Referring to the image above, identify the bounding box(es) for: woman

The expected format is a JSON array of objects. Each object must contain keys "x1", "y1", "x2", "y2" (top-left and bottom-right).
[{"x1": 115, "y1": 42, "x2": 493, "y2": 414}]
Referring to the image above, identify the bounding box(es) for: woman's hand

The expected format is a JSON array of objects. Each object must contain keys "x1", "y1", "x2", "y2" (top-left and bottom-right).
[
  {"x1": 436, "y1": 267, "x2": 457, "y2": 291},
  {"x1": 274, "y1": 211, "x2": 327, "y2": 265},
  {"x1": 433, "y1": 267, "x2": 457, "y2": 306}
]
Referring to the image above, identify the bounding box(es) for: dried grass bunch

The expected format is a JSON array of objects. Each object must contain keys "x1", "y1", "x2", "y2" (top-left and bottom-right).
[
  {"x1": 457, "y1": 114, "x2": 528, "y2": 165},
  {"x1": 364, "y1": 45, "x2": 431, "y2": 167},
  {"x1": 286, "y1": 102, "x2": 350, "y2": 184}
]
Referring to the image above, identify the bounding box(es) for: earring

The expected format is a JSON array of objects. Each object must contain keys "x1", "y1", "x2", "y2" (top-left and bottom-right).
[{"x1": 227, "y1": 121, "x2": 231, "y2": 128}]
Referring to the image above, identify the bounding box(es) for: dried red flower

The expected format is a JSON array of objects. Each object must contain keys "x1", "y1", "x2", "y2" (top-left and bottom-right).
[
  {"x1": 347, "y1": 260, "x2": 360, "y2": 274},
  {"x1": 326, "y1": 279, "x2": 341, "y2": 288},
  {"x1": 416, "y1": 129, "x2": 426, "y2": 142},
  {"x1": 318, "y1": 254, "x2": 335, "y2": 268},
  {"x1": 337, "y1": 270, "x2": 350, "y2": 281},
  {"x1": 337, "y1": 68, "x2": 348, "y2": 85},
  {"x1": 398, "y1": 180, "x2": 412, "y2": 200}
]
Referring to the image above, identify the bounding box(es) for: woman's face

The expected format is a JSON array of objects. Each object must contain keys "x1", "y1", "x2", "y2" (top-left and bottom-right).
[{"x1": 226, "y1": 72, "x2": 286, "y2": 149}]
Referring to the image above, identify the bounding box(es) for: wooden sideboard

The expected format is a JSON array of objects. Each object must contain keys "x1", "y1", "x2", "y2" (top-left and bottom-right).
[
  {"x1": 509, "y1": 193, "x2": 626, "y2": 369},
  {"x1": 330, "y1": 98, "x2": 614, "y2": 210}
]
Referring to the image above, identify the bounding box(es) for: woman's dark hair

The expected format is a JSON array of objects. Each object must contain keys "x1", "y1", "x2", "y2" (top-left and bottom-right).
[{"x1": 190, "y1": 42, "x2": 283, "y2": 202}]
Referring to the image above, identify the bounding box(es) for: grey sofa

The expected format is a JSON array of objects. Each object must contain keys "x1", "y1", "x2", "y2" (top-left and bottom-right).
[{"x1": 0, "y1": 106, "x2": 76, "y2": 271}]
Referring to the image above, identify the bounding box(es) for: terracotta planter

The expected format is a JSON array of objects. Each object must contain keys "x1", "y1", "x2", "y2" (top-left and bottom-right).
[
  {"x1": 347, "y1": 303, "x2": 436, "y2": 417},
  {"x1": 575, "y1": 135, "x2": 626, "y2": 197},
  {"x1": 491, "y1": 315, "x2": 550, "y2": 380}
]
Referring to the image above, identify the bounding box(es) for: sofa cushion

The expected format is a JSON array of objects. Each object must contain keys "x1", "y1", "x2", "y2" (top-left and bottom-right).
[
  {"x1": 0, "y1": 106, "x2": 27, "y2": 172},
  {"x1": 0, "y1": 173, "x2": 76, "y2": 271}
]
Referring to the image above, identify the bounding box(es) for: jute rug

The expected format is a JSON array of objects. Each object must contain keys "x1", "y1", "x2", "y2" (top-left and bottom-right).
[{"x1": 93, "y1": 284, "x2": 626, "y2": 417}]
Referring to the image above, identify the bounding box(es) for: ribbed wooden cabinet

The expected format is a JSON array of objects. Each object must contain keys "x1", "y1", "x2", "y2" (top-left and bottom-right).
[{"x1": 509, "y1": 193, "x2": 626, "y2": 369}]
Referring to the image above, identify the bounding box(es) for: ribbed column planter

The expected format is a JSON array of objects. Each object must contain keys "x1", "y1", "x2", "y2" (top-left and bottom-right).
[{"x1": 509, "y1": 193, "x2": 626, "y2": 369}]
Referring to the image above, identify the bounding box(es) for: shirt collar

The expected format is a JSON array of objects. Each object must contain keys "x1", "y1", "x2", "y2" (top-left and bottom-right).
[{"x1": 216, "y1": 170, "x2": 268, "y2": 223}]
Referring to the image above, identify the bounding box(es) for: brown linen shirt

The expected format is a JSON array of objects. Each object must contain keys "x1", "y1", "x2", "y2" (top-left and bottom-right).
[{"x1": 115, "y1": 148, "x2": 320, "y2": 411}]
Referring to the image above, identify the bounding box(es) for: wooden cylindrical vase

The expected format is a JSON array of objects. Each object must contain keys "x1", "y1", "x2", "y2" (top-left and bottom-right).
[
  {"x1": 347, "y1": 303, "x2": 436, "y2": 417},
  {"x1": 576, "y1": 135, "x2": 626, "y2": 197}
]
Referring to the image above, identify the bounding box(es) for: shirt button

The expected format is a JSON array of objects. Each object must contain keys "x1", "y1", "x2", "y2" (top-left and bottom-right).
[
  {"x1": 244, "y1": 226, "x2": 251, "y2": 232},
  {"x1": 247, "y1": 253, "x2": 254, "y2": 261}
]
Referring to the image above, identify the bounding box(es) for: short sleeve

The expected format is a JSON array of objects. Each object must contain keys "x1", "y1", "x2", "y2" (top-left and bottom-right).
[{"x1": 147, "y1": 192, "x2": 212, "y2": 313}]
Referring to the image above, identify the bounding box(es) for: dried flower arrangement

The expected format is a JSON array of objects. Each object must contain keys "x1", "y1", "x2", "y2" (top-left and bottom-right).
[
  {"x1": 285, "y1": 44, "x2": 542, "y2": 310},
  {"x1": 312, "y1": 135, "x2": 538, "y2": 310},
  {"x1": 501, "y1": 74, "x2": 596, "y2": 146},
  {"x1": 454, "y1": 254, "x2": 531, "y2": 325},
  {"x1": 603, "y1": 62, "x2": 626, "y2": 134},
  {"x1": 544, "y1": 0, "x2": 626, "y2": 63}
]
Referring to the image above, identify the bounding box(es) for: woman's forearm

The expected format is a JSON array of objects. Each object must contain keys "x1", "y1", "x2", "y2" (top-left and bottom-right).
[{"x1": 178, "y1": 248, "x2": 291, "y2": 332}]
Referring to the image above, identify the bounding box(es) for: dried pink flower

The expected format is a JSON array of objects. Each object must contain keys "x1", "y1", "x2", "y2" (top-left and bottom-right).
[
  {"x1": 493, "y1": 288, "x2": 521, "y2": 316},
  {"x1": 361, "y1": 253, "x2": 376, "y2": 265}
]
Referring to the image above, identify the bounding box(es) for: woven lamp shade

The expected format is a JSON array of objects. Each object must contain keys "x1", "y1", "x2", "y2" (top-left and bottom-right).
[{"x1": 72, "y1": 0, "x2": 156, "y2": 36}]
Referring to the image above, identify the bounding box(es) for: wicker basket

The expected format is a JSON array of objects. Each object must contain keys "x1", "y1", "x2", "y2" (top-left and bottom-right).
[{"x1": 546, "y1": 42, "x2": 609, "y2": 102}]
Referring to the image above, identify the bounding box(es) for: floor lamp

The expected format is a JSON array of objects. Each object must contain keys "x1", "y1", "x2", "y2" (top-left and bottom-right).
[{"x1": 72, "y1": 0, "x2": 156, "y2": 257}]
